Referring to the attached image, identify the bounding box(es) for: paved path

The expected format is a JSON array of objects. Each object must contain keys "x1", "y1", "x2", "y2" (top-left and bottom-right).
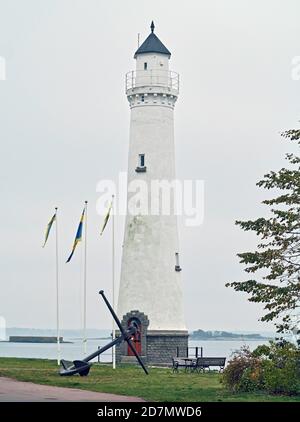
[{"x1": 0, "y1": 377, "x2": 145, "y2": 402}]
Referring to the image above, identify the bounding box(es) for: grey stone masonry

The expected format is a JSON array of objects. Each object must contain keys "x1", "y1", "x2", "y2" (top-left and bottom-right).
[
  {"x1": 115, "y1": 309, "x2": 189, "y2": 366},
  {"x1": 116, "y1": 310, "x2": 149, "y2": 365},
  {"x1": 146, "y1": 331, "x2": 189, "y2": 366}
]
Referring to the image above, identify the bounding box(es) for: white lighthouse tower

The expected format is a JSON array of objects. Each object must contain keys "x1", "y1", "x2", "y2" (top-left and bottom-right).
[{"x1": 117, "y1": 22, "x2": 188, "y2": 365}]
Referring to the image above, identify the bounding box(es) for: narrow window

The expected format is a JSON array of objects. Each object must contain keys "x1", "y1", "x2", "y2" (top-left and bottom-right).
[
  {"x1": 139, "y1": 154, "x2": 145, "y2": 167},
  {"x1": 144, "y1": 62, "x2": 147, "y2": 70},
  {"x1": 136, "y1": 154, "x2": 146, "y2": 172},
  {"x1": 175, "y1": 252, "x2": 182, "y2": 272}
]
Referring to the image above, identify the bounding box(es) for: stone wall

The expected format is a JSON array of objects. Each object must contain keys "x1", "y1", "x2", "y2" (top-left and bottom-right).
[
  {"x1": 116, "y1": 310, "x2": 149, "y2": 364},
  {"x1": 115, "y1": 310, "x2": 188, "y2": 367},
  {"x1": 146, "y1": 331, "x2": 188, "y2": 366}
]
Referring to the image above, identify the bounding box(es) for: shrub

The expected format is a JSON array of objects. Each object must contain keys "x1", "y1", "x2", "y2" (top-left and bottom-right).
[
  {"x1": 261, "y1": 341, "x2": 300, "y2": 395},
  {"x1": 222, "y1": 341, "x2": 300, "y2": 395},
  {"x1": 222, "y1": 346, "x2": 264, "y2": 392}
]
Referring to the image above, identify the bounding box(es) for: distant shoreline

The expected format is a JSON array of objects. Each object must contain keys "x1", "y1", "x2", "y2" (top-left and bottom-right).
[
  {"x1": 190, "y1": 329, "x2": 273, "y2": 342},
  {"x1": 7, "y1": 336, "x2": 73, "y2": 344},
  {"x1": 189, "y1": 337, "x2": 271, "y2": 341}
]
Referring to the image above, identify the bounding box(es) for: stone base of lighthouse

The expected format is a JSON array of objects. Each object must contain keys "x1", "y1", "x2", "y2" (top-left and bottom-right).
[{"x1": 115, "y1": 310, "x2": 189, "y2": 366}]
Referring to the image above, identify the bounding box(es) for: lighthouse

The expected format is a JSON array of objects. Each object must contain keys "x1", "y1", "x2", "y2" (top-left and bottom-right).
[{"x1": 116, "y1": 22, "x2": 188, "y2": 366}]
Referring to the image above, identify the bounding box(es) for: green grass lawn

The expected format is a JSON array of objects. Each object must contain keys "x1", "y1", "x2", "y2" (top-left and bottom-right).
[{"x1": 0, "y1": 358, "x2": 299, "y2": 402}]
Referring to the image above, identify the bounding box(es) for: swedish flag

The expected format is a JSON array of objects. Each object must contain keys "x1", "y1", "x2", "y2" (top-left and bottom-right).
[
  {"x1": 42, "y1": 212, "x2": 56, "y2": 248},
  {"x1": 100, "y1": 200, "x2": 112, "y2": 235},
  {"x1": 66, "y1": 207, "x2": 85, "y2": 263}
]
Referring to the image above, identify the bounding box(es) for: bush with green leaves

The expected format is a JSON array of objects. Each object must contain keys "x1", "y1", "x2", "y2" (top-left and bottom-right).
[
  {"x1": 223, "y1": 341, "x2": 300, "y2": 395},
  {"x1": 222, "y1": 346, "x2": 264, "y2": 392},
  {"x1": 254, "y1": 340, "x2": 300, "y2": 395}
]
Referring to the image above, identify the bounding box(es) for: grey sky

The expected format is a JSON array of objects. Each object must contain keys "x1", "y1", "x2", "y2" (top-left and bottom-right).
[{"x1": 0, "y1": 0, "x2": 299, "y2": 331}]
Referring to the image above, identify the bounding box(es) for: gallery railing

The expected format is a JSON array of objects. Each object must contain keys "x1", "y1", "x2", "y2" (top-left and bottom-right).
[{"x1": 126, "y1": 70, "x2": 179, "y2": 94}]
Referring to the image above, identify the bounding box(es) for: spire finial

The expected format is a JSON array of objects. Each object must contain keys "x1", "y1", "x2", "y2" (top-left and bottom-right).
[{"x1": 150, "y1": 21, "x2": 155, "y2": 33}]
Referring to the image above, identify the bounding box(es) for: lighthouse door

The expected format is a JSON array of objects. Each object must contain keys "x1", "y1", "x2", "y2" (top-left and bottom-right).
[{"x1": 127, "y1": 318, "x2": 142, "y2": 355}]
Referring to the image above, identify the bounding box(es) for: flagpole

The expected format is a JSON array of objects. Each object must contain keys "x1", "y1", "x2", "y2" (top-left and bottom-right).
[
  {"x1": 112, "y1": 195, "x2": 116, "y2": 369},
  {"x1": 55, "y1": 207, "x2": 60, "y2": 365},
  {"x1": 83, "y1": 200, "x2": 88, "y2": 355}
]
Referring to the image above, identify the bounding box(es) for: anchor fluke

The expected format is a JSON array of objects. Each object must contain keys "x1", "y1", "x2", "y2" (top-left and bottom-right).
[{"x1": 60, "y1": 359, "x2": 92, "y2": 377}]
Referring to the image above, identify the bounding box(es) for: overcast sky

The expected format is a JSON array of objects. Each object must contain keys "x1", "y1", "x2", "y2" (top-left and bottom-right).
[{"x1": 0, "y1": 0, "x2": 299, "y2": 332}]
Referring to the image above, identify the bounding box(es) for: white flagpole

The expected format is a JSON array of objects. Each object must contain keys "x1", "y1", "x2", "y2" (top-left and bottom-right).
[
  {"x1": 83, "y1": 200, "x2": 88, "y2": 355},
  {"x1": 112, "y1": 195, "x2": 116, "y2": 369},
  {"x1": 55, "y1": 207, "x2": 60, "y2": 365}
]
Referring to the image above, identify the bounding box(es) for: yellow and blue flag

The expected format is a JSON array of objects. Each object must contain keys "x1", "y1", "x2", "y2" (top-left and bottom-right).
[
  {"x1": 66, "y1": 207, "x2": 85, "y2": 263},
  {"x1": 42, "y1": 212, "x2": 56, "y2": 248},
  {"x1": 100, "y1": 200, "x2": 112, "y2": 235}
]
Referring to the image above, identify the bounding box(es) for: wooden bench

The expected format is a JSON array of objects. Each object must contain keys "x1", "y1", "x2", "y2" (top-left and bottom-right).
[
  {"x1": 193, "y1": 357, "x2": 226, "y2": 373},
  {"x1": 172, "y1": 357, "x2": 196, "y2": 372}
]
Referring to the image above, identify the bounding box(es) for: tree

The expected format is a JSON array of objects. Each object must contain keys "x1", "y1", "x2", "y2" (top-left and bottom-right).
[{"x1": 226, "y1": 129, "x2": 300, "y2": 333}]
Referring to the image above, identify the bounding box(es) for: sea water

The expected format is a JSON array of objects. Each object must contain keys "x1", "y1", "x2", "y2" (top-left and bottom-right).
[{"x1": 0, "y1": 338, "x2": 268, "y2": 363}]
